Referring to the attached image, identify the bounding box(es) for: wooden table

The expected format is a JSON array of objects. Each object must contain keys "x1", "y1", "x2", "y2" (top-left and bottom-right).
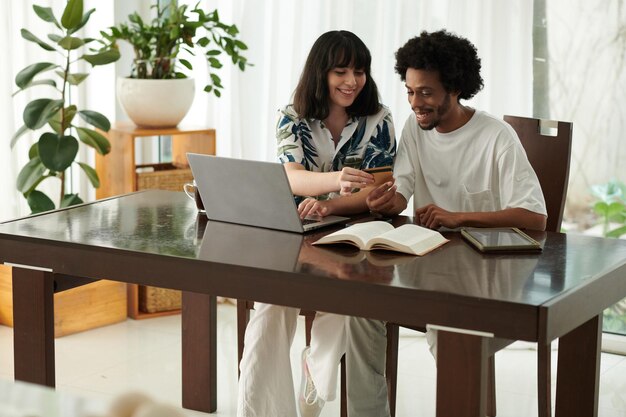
[{"x1": 1, "y1": 190, "x2": 625, "y2": 416}]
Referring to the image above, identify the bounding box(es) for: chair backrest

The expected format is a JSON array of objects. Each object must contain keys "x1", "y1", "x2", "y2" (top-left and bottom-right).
[{"x1": 504, "y1": 115, "x2": 573, "y2": 233}]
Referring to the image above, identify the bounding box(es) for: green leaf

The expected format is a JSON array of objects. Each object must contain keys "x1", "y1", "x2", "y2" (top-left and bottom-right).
[
  {"x1": 82, "y1": 48, "x2": 121, "y2": 66},
  {"x1": 205, "y1": 49, "x2": 221, "y2": 56},
  {"x1": 33, "y1": 5, "x2": 61, "y2": 29},
  {"x1": 77, "y1": 110, "x2": 111, "y2": 131},
  {"x1": 77, "y1": 162, "x2": 100, "y2": 188},
  {"x1": 203, "y1": 85, "x2": 213, "y2": 93},
  {"x1": 16, "y1": 156, "x2": 46, "y2": 193},
  {"x1": 38, "y1": 132, "x2": 79, "y2": 172},
  {"x1": 76, "y1": 127, "x2": 111, "y2": 155},
  {"x1": 27, "y1": 190, "x2": 56, "y2": 214},
  {"x1": 60, "y1": 193, "x2": 83, "y2": 208},
  {"x1": 28, "y1": 143, "x2": 39, "y2": 159},
  {"x1": 58, "y1": 35, "x2": 85, "y2": 50},
  {"x1": 21, "y1": 29, "x2": 56, "y2": 51},
  {"x1": 23, "y1": 99, "x2": 64, "y2": 129},
  {"x1": 12, "y1": 79, "x2": 57, "y2": 97},
  {"x1": 607, "y1": 202, "x2": 626, "y2": 220},
  {"x1": 48, "y1": 34, "x2": 62, "y2": 43},
  {"x1": 68, "y1": 8, "x2": 95, "y2": 35},
  {"x1": 61, "y1": 0, "x2": 83, "y2": 30},
  {"x1": 48, "y1": 118, "x2": 62, "y2": 134},
  {"x1": 197, "y1": 37, "x2": 210, "y2": 47},
  {"x1": 15, "y1": 62, "x2": 58, "y2": 88},
  {"x1": 67, "y1": 73, "x2": 89, "y2": 85},
  {"x1": 58, "y1": 105, "x2": 78, "y2": 131},
  {"x1": 179, "y1": 59, "x2": 192, "y2": 70},
  {"x1": 607, "y1": 225, "x2": 626, "y2": 238},
  {"x1": 233, "y1": 40, "x2": 248, "y2": 50},
  {"x1": 208, "y1": 57, "x2": 223, "y2": 68},
  {"x1": 593, "y1": 201, "x2": 608, "y2": 216},
  {"x1": 10, "y1": 125, "x2": 29, "y2": 149},
  {"x1": 210, "y1": 73, "x2": 222, "y2": 87}
]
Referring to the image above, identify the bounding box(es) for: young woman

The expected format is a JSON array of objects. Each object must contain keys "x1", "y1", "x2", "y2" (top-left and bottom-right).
[{"x1": 237, "y1": 30, "x2": 396, "y2": 417}]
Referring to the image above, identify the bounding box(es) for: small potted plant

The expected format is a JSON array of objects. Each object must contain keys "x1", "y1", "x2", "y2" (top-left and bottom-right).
[
  {"x1": 11, "y1": 0, "x2": 120, "y2": 214},
  {"x1": 101, "y1": 0, "x2": 251, "y2": 127}
]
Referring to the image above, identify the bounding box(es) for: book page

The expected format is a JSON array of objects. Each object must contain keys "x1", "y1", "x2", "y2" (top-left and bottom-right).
[
  {"x1": 313, "y1": 221, "x2": 394, "y2": 249},
  {"x1": 367, "y1": 224, "x2": 448, "y2": 255},
  {"x1": 375, "y1": 224, "x2": 437, "y2": 246}
]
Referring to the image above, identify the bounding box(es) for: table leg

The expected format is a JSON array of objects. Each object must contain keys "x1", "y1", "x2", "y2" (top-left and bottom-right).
[
  {"x1": 181, "y1": 291, "x2": 217, "y2": 412},
  {"x1": 555, "y1": 314, "x2": 602, "y2": 417},
  {"x1": 12, "y1": 267, "x2": 55, "y2": 387},
  {"x1": 436, "y1": 330, "x2": 488, "y2": 417}
]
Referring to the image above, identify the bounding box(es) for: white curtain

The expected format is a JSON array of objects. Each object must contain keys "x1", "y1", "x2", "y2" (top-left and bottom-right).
[
  {"x1": 0, "y1": 0, "x2": 115, "y2": 221},
  {"x1": 207, "y1": 0, "x2": 533, "y2": 161},
  {"x1": 0, "y1": 0, "x2": 533, "y2": 221}
]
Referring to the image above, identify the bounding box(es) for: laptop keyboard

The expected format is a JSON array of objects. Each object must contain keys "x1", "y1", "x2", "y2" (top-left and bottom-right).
[{"x1": 301, "y1": 218, "x2": 319, "y2": 225}]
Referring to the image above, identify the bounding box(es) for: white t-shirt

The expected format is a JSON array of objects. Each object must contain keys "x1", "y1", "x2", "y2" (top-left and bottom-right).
[{"x1": 394, "y1": 110, "x2": 547, "y2": 215}]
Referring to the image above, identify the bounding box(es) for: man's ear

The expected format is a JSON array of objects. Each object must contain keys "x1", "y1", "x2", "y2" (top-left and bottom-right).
[{"x1": 450, "y1": 90, "x2": 461, "y2": 101}]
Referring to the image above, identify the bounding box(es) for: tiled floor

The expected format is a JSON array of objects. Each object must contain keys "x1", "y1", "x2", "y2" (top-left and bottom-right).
[{"x1": 1, "y1": 303, "x2": 625, "y2": 417}]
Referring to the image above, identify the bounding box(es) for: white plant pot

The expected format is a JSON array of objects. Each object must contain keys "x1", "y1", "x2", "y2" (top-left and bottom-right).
[{"x1": 117, "y1": 77, "x2": 195, "y2": 128}]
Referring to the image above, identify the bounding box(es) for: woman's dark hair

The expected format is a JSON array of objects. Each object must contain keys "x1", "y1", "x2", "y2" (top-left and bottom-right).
[
  {"x1": 394, "y1": 30, "x2": 484, "y2": 101},
  {"x1": 293, "y1": 30, "x2": 381, "y2": 119}
]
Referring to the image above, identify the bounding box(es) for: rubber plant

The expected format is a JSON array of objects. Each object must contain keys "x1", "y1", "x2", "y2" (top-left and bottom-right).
[
  {"x1": 101, "y1": 0, "x2": 250, "y2": 97},
  {"x1": 11, "y1": 0, "x2": 120, "y2": 214}
]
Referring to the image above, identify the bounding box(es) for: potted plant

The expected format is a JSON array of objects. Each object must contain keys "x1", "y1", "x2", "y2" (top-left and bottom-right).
[
  {"x1": 101, "y1": 0, "x2": 251, "y2": 127},
  {"x1": 590, "y1": 179, "x2": 626, "y2": 238},
  {"x1": 11, "y1": 0, "x2": 120, "y2": 214}
]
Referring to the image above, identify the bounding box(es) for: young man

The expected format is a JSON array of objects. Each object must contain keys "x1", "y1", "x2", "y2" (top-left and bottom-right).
[
  {"x1": 365, "y1": 30, "x2": 547, "y2": 362},
  {"x1": 367, "y1": 29, "x2": 547, "y2": 231}
]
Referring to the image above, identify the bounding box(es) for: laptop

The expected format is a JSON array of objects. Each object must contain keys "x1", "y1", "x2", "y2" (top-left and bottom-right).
[{"x1": 187, "y1": 153, "x2": 349, "y2": 233}]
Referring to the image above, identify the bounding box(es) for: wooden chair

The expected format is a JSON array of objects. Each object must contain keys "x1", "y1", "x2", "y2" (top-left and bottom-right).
[
  {"x1": 503, "y1": 115, "x2": 572, "y2": 233},
  {"x1": 385, "y1": 115, "x2": 572, "y2": 417},
  {"x1": 504, "y1": 115, "x2": 572, "y2": 417}
]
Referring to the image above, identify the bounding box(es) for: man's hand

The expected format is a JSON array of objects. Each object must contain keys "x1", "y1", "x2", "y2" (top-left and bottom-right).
[
  {"x1": 337, "y1": 167, "x2": 374, "y2": 196},
  {"x1": 366, "y1": 181, "x2": 397, "y2": 214},
  {"x1": 298, "y1": 198, "x2": 331, "y2": 219},
  {"x1": 415, "y1": 204, "x2": 462, "y2": 229}
]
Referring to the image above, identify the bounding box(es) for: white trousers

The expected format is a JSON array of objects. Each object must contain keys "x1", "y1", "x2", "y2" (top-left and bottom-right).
[{"x1": 237, "y1": 303, "x2": 390, "y2": 417}]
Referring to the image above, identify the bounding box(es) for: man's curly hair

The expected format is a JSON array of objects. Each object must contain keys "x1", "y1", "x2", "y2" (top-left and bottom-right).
[{"x1": 395, "y1": 30, "x2": 484, "y2": 101}]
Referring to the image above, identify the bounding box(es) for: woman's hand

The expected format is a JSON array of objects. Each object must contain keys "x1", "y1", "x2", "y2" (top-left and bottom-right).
[
  {"x1": 298, "y1": 198, "x2": 332, "y2": 219},
  {"x1": 337, "y1": 167, "x2": 374, "y2": 196}
]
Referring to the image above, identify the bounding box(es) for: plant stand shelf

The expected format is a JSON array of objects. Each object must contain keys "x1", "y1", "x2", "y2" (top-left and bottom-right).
[{"x1": 96, "y1": 122, "x2": 216, "y2": 319}]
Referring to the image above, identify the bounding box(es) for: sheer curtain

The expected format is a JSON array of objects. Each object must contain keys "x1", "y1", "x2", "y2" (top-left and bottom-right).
[
  {"x1": 1, "y1": 0, "x2": 533, "y2": 221},
  {"x1": 209, "y1": 0, "x2": 533, "y2": 161},
  {"x1": 0, "y1": 0, "x2": 115, "y2": 222}
]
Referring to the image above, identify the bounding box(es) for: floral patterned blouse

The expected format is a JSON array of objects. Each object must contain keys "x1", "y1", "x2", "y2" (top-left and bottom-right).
[{"x1": 276, "y1": 104, "x2": 396, "y2": 201}]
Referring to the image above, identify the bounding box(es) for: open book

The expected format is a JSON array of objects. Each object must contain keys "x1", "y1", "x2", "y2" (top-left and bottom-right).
[{"x1": 312, "y1": 221, "x2": 449, "y2": 256}]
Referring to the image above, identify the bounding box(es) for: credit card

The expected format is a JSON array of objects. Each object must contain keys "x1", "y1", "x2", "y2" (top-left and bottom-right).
[
  {"x1": 364, "y1": 166, "x2": 393, "y2": 185},
  {"x1": 363, "y1": 166, "x2": 392, "y2": 174}
]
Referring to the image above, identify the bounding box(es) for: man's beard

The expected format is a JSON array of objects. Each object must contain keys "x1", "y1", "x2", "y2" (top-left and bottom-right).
[{"x1": 417, "y1": 93, "x2": 451, "y2": 131}]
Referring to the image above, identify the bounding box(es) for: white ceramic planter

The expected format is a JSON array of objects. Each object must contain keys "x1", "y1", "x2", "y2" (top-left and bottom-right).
[{"x1": 116, "y1": 77, "x2": 195, "y2": 128}]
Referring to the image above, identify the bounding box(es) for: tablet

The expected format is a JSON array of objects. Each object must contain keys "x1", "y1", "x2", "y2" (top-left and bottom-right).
[{"x1": 461, "y1": 227, "x2": 542, "y2": 253}]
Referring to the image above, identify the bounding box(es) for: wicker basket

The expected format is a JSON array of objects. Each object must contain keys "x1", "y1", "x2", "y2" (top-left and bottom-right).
[
  {"x1": 136, "y1": 163, "x2": 193, "y2": 191},
  {"x1": 136, "y1": 163, "x2": 189, "y2": 313},
  {"x1": 139, "y1": 285, "x2": 181, "y2": 313}
]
